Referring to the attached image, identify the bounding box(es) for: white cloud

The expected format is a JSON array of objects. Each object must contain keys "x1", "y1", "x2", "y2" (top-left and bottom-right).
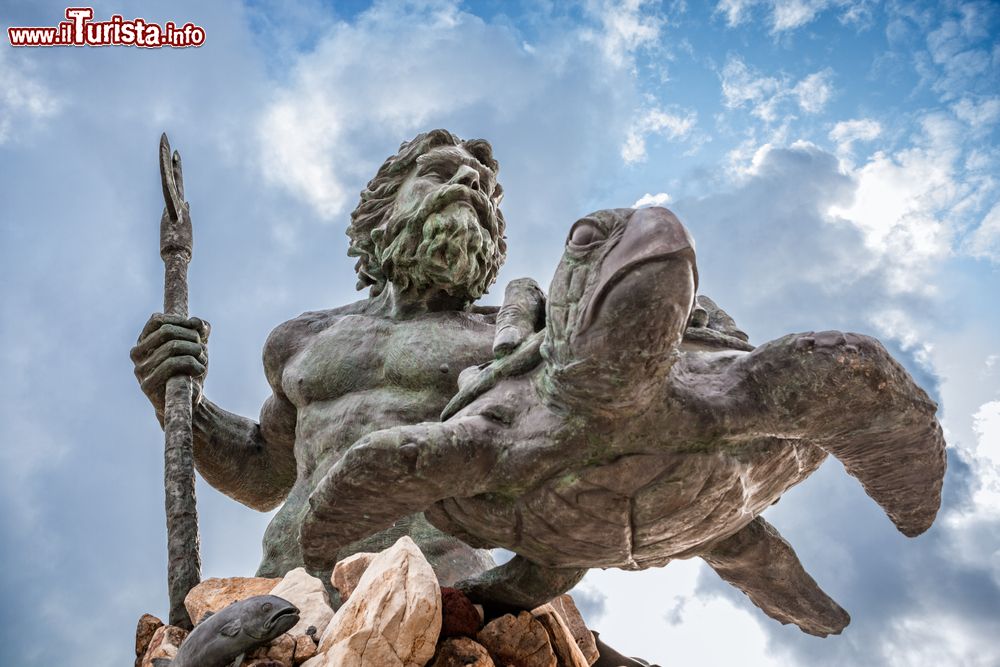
[
  {"x1": 828, "y1": 114, "x2": 975, "y2": 295},
  {"x1": 257, "y1": 1, "x2": 640, "y2": 221},
  {"x1": 953, "y1": 96, "x2": 1000, "y2": 129},
  {"x1": 721, "y1": 56, "x2": 782, "y2": 121},
  {"x1": 966, "y1": 202, "x2": 1000, "y2": 262},
  {"x1": 621, "y1": 107, "x2": 697, "y2": 163},
  {"x1": 634, "y1": 191, "x2": 672, "y2": 207},
  {"x1": 583, "y1": 561, "x2": 782, "y2": 666},
  {"x1": 715, "y1": 0, "x2": 763, "y2": 26},
  {"x1": 792, "y1": 69, "x2": 835, "y2": 114},
  {"x1": 772, "y1": 0, "x2": 830, "y2": 32},
  {"x1": 0, "y1": 49, "x2": 60, "y2": 144},
  {"x1": 582, "y1": 0, "x2": 665, "y2": 68},
  {"x1": 715, "y1": 0, "x2": 873, "y2": 32},
  {"x1": 829, "y1": 118, "x2": 882, "y2": 156},
  {"x1": 720, "y1": 56, "x2": 834, "y2": 123},
  {"x1": 920, "y1": 3, "x2": 999, "y2": 102},
  {"x1": 973, "y1": 401, "x2": 1000, "y2": 468}
]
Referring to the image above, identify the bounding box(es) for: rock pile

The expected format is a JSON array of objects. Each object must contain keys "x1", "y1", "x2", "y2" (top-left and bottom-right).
[{"x1": 135, "y1": 536, "x2": 604, "y2": 667}]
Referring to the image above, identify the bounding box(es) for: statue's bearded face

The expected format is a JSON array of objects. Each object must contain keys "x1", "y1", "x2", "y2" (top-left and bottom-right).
[{"x1": 372, "y1": 145, "x2": 505, "y2": 300}]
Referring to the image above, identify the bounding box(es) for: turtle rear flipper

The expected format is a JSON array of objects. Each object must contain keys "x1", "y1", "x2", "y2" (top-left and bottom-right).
[
  {"x1": 301, "y1": 418, "x2": 502, "y2": 572},
  {"x1": 701, "y1": 516, "x2": 850, "y2": 637}
]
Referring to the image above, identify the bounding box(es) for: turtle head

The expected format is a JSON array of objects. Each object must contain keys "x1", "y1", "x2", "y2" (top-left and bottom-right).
[{"x1": 538, "y1": 206, "x2": 697, "y2": 418}]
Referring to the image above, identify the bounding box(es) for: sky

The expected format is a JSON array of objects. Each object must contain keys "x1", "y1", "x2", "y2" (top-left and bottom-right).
[{"x1": 0, "y1": 0, "x2": 998, "y2": 664}]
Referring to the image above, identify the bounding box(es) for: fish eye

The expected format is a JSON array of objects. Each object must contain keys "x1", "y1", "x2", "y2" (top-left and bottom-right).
[
  {"x1": 262, "y1": 602, "x2": 272, "y2": 612},
  {"x1": 568, "y1": 219, "x2": 604, "y2": 248}
]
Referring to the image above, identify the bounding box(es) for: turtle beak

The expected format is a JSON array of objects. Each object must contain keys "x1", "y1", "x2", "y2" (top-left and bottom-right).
[{"x1": 577, "y1": 207, "x2": 697, "y2": 336}]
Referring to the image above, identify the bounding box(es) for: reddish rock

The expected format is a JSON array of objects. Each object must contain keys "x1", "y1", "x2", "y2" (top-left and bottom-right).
[
  {"x1": 134, "y1": 614, "x2": 163, "y2": 667},
  {"x1": 440, "y1": 587, "x2": 482, "y2": 638}
]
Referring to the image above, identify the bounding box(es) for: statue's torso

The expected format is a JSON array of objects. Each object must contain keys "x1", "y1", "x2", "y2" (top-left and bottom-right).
[
  {"x1": 283, "y1": 310, "x2": 494, "y2": 471},
  {"x1": 258, "y1": 304, "x2": 497, "y2": 582}
]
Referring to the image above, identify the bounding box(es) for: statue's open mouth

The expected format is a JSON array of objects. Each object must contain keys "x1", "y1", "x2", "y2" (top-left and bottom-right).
[{"x1": 265, "y1": 606, "x2": 300, "y2": 632}]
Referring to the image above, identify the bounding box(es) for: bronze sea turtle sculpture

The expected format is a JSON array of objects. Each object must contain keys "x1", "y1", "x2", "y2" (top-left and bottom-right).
[{"x1": 301, "y1": 206, "x2": 946, "y2": 637}]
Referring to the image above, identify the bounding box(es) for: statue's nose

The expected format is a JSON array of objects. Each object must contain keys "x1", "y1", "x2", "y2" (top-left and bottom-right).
[{"x1": 451, "y1": 164, "x2": 481, "y2": 192}]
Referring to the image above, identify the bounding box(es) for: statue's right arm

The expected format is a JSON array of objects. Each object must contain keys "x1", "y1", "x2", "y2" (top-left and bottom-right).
[{"x1": 131, "y1": 313, "x2": 297, "y2": 511}]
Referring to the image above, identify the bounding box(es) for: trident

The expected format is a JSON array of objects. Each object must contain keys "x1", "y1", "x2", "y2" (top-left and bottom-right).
[{"x1": 157, "y1": 133, "x2": 201, "y2": 629}]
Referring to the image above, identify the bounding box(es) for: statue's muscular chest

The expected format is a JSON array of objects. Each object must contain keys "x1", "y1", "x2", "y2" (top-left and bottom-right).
[{"x1": 281, "y1": 312, "x2": 495, "y2": 407}]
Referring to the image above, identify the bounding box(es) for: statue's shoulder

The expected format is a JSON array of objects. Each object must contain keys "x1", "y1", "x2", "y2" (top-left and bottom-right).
[{"x1": 262, "y1": 301, "x2": 366, "y2": 382}]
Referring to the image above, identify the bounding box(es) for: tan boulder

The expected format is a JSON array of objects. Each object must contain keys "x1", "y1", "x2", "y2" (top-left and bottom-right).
[
  {"x1": 477, "y1": 611, "x2": 556, "y2": 667},
  {"x1": 139, "y1": 624, "x2": 188, "y2": 667},
  {"x1": 431, "y1": 637, "x2": 495, "y2": 667},
  {"x1": 548, "y1": 595, "x2": 599, "y2": 665},
  {"x1": 532, "y1": 604, "x2": 590, "y2": 667},
  {"x1": 184, "y1": 576, "x2": 280, "y2": 625},
  {"x1": 331, "y1": 551, "x2": 376, "y2": 602},
  {"x1": 134, "y1": 613, "x2": 163, "y2": 666},
  {"x1": 312, "y1": 536, "x2": 442, "y2": 666},
  {"x1": 270, "y1": 567, "x2": 335, "y2": 639}
]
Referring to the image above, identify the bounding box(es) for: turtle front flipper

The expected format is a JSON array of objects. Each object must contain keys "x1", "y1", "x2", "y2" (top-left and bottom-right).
[
  {"x1": 732, "y1": 330, "x2": 946, "y2": 537},
  {"x1": 300, "y1": 418, "x2": 502, "y2": 573},
  {"x1": 701, "y1": 516, "x2": 850, "y2": 637},
  {"x1": 455, "y1": 554, "x2": 587, "y2": 612}
]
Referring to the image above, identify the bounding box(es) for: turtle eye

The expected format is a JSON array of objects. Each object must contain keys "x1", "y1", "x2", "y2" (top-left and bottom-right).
[{"x1": 568, "y1": 219, "x2": 604, "y2": 248}]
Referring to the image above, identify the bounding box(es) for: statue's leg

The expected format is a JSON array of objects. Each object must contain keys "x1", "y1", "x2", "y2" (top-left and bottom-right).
[{"x1": 455, "y1": 555, "x2": 586, "y2": 612}]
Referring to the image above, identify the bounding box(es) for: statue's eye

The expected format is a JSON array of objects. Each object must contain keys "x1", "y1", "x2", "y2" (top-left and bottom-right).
[
  {"x1": 417, "y1": 163, "x2": 446, "y2": 179},
  {"x1": 262, "y1": 602, "x2": 273, "y2": 612},
  {"x1": 568, "y1": 220, "x2": 604, "y2": 248}
]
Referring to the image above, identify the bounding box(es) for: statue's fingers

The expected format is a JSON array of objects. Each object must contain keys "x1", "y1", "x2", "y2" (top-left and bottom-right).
[
  {"x1": 494, "y1": 277, "x2": 545, "y2": 357},
  {"x1": 136, "y1": 340, "x2": 206, "y2": 379},
  {"x1": 137, "y1": 313, "x2": 192, "y2": 344},
  {"x1": 140, "y1": 355, "x2": 206, "y2": 397},
  {"x1": 132, "y1": 323, "x2": 203, "y2": 362},
  {"x1": 188, "y1": 317, "x2": 211, "y2": 343},
  {"x1": 138, "y1": 312, "x2": 166, "y2": 342}
]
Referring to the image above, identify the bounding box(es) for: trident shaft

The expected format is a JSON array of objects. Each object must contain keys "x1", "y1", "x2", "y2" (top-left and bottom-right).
[{"x1": 158, "y1": 132, "x2": 201, "y2": 629}]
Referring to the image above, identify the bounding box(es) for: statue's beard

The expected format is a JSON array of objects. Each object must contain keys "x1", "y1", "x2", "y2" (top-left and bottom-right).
[{"x1": 376, "y1": 184, "x2": 503, "y2": 300}]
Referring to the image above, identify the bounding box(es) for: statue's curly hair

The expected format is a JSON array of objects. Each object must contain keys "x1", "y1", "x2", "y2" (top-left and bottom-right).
[{"x1": 347, "y1": 129, "x2": 506, "y2": 296}]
